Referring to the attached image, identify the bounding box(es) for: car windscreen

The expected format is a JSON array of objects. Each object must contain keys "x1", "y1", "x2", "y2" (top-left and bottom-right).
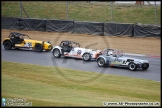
[
  {"x1": 72, "y1": 43, "x2": 80, "y2": 47},
  {"x1": 116, "y1": 51, "x2": 125, "y2": 57}
]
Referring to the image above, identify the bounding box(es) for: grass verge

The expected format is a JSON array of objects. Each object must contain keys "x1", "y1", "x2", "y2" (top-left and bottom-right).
[{"x1": 2, "y1": 61, "x2": 160, "y2": 106}]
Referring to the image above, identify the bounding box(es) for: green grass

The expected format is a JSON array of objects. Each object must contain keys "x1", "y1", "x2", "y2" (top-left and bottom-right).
[
  {"x1": 1, "y1": 1, "x2": 161, "y2": 24},
  {"x1": 2, "y1": 61, "x2": 160, "y2": 106}
]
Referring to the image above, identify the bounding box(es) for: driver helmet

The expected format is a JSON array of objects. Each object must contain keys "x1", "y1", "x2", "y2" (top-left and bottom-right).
[{"x1": 108, "y1": 51, "x2": 113, "y2": 55}]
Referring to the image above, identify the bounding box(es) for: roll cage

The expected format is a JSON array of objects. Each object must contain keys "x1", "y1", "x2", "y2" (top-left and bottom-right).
[
  {"x1": 58, "y1": 40, "x2": 80, "y2": 53},
  {"x1": 102, "y1": 49, "x2": 125, "y2": 57},
  {"x1": 9, "y1": 32, "x2": 30, "y2": 39},
  {"x1": 8, "y1": 32, "x2": 31, "y2": 44},
  {"x1": 59, "y1": 40, "x2": 80, "y2": 48}
]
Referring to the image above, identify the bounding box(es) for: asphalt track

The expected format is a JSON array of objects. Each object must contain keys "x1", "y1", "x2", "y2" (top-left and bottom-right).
[{"x1": 1, "y1": 45, "x2": 161, "y2": 82}]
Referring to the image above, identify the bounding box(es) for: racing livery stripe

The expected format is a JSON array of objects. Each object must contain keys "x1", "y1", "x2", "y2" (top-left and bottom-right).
[{"x1": 73, "y1": 54, "x2": 82, "y2": 58}]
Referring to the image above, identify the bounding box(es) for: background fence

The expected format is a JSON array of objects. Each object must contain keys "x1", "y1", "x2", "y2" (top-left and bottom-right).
[{"x1": 2, "y1": 17, "x2": 161, "y2": 37}]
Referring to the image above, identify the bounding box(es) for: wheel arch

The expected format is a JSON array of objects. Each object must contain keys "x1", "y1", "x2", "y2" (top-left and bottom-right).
[
  {"x1": 34, "y1": 42, "x2": 41, "y2": 46},
  {"x1": 128, "y1": 61, "x2": 139, "y2": 65},
  {"x1": 3, "y1": 40, "x2": 14, "y2": 47},
  {"x1": 34, "y1": 42, "x2": 43, "y2": 47},
  {"x1": 97, "y1": 56, "x2": 107, "y2": 62},
  {"x1": 52, "y1": 47, "x2": 62, "y2": 54}
]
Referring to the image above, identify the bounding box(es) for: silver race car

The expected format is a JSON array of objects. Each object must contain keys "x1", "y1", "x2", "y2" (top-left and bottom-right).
[
  {"x1": 52, "y1": 40, "x2": 101, "y2": 61},
  {"x1": 96, "y1": 49, "x2": 149, "y2": 71}
]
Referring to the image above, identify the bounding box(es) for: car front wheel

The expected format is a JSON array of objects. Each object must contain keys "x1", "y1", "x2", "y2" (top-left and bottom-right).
[
  {"x1": 35, "y1": 43, "x2": 43, "y2": 52},
  {"x1": 83, "y1": 53, "x2": 91, "y2": 61},
  {"x1": 129, "y1": 62, "x2": 137, "y2": 71},
  {"x1": 53, "y1": 49, "x2": 61, "y2": 58},
  {"x1": 4, "y1": 41, "x2": 12, "y2": 50}
]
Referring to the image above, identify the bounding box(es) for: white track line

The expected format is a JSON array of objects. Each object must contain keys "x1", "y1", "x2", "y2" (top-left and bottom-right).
[{"x1": 125, "y1": 53, "x2": 146, "y2": 56}]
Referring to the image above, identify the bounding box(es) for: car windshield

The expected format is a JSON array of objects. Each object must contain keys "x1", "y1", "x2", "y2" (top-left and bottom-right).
[
  {"x1": 22, "y1": 35, "x2": 30, "y2": 39},
  {"x1": 71, "y1": 43, "x2": 80, "y2": 47}
]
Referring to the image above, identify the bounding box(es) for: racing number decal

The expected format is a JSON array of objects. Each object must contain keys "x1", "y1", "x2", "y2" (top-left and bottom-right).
[
  {"x1": 28, "y1": 42, "x2": 32, "y2": 47},
  {"x1": 123, "y1": 60, "x2": 127, "y2": 64},
  {"x1": 77, "y1": 50, "x2": 81, "y2": 55},
  {"x1": 24, "y1": 42, "x2": 32, "y2": 47}
]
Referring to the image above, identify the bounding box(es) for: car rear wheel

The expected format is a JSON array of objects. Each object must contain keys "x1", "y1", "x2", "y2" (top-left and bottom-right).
[
  {"x1": 35, "y1": 43, "x2": 43, "y2": 52},
  {"x1": 53, "y1": 48, "x2": 61, "y2": 58},
  {"x1": 129, "y1": 62, "x2": 137, "y2": 71},
  {"x1": 83, "y1": 53, "x2": 91, "y2": 61},
  {"x1": 4, "y1": 41, "x2": 12, "y2": 50},
  {"x1": 97, "y1": 58, "x2": 106, "y2": 67}
]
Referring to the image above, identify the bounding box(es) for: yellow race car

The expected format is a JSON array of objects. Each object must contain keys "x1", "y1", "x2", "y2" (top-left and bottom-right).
[{"x1": 3, "y1": 32, "x2": 53, "y2": 52}]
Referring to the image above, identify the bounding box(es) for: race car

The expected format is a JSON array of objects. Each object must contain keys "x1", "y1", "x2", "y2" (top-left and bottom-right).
[
  {"x1": 3, "y1": 32, "x2": 53, "y2": 52},
  {"x1": 96, "y1": 49, "x2": 149, "y2": 71},
  {"x1": 52, "y1": 40, "x2": 101, "y2": 61}
]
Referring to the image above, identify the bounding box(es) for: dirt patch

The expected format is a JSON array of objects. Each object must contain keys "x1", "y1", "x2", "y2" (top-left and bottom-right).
[{"x1": 1, "y1": 29, "x2": 161, "y2": 56}]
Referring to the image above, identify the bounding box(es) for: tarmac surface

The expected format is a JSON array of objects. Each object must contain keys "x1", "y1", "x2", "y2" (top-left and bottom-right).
[{"x1": 1, "y1": 46, "x2": 161, "y2": 82}]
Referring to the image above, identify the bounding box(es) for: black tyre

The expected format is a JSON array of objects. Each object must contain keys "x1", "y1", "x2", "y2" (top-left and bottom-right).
[
  {"x1": 142, "y1": 63, "x2": 149, "y2": 70},
  {"x1": 53, "y1": 49, "x2": 61, "y2": 58},
  {"x1": 82, "y1": 53, "x2": 91, "y2": 61},
  {"x1": 97, "y1": 57, "x2": 106, "y2": 67},
  {"x1": 35, "y1": 44, "x2": 43, "y2": 52},
  {"x1": 4, "y1": 41, "x2": 12, "y2": 50},
  {"x1": 129, "y1": 62, "x2": 137, "y2": 71}
]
